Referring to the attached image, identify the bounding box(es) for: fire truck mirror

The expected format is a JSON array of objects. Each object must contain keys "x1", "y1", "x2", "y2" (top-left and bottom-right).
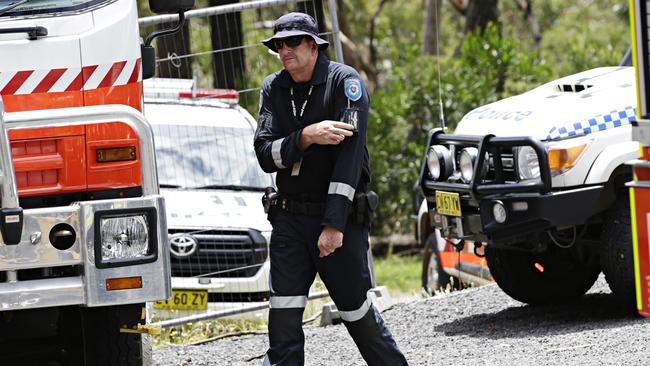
[
  {"x1": 141, "y1": 45, "x2": 156, "y2": 80},
  {"x1": 149, "y1": 0, "x2": 195, "y2": 14}
]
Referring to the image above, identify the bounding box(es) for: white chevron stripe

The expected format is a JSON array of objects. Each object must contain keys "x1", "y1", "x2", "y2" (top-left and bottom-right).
[
  {"x1": 114, "y1": 59, "x2": 136, "y2": 86},
  {"x1": 0, "y1": 71, "x2": 17, "y2": 91},
  {"x1": 50, "y1": 68, "x2": 81, "y2": 92},
  {"x1": 83, "y1": 63, "x2": 112, "y2": 91},
  {"x1": 15, "y1": 69, "x2": 50, "y2": 95},
  {"x1": 1, "y1": 60, "x2": 139, "y2": 95}
]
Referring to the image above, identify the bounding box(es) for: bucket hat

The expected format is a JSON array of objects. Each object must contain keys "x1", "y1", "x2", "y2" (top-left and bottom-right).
[{"x1": 262, "y1": 12, "x2": 329, "y2": 52}]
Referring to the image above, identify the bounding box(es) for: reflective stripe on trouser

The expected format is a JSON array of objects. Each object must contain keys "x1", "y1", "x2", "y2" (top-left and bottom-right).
[{"x1": 264, "y1": 209, "x2": 407, "y2": 366}]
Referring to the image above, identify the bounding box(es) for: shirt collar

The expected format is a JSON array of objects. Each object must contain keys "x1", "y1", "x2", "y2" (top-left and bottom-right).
[{"x1": 275, "y1": 53, "x2": 330, "y2": 88}]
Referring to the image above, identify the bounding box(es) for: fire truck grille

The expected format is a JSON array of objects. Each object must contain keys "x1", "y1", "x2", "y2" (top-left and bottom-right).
[
  {"x1": 169, "y1": 229, "x2": 268, "y2": 278},
  {"x1": 12, "y1": 139, "x2": 61, "y2": 188}
]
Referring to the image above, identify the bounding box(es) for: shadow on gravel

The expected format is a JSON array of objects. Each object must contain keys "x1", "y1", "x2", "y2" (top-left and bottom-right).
[{"x1": 435, "y1": 293, "x2": 643, "y2": 339}]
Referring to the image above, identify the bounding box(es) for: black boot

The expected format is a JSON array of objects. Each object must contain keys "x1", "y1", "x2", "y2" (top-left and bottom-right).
[{"x1": 343, "y1": 305, "x2": 408, "y2": 366}]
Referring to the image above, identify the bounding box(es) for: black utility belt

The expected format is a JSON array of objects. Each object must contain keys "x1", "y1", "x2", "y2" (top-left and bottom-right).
[
  {"x1": 262, "y1": 187, "x2": 378, "y2": 224},
  {"x1": 275, "y1": 197, "x2": 326, "y2": 216}
]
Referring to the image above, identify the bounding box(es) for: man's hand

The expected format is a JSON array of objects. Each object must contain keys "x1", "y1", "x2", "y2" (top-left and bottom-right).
[
  {"x1": 318, "y1": 226, "x2": 343, "y2": 257},
  {"x1": 299, "y1": 121, "x2": 354, "y2": 150}
]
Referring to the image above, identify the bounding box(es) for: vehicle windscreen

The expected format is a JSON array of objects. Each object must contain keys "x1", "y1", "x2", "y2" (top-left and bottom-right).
[
  {"x1": 0, "y1": 0, "x2": 107, "y2": 16},
  {"x1": 151, "y1": 115, "x2": 272, "y2": 191}
]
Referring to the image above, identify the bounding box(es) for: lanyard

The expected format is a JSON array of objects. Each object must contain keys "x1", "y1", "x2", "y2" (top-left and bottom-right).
[
  {"x1": 289, "y1": 85, "x2": 313, "y2": 177},
  {"x1": 290, "y1": 85, "x2": 314, "y2": 119}
]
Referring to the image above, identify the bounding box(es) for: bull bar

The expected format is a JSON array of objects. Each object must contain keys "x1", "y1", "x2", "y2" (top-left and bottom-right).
[
  {"x1": 0, "y1": 102, "x2": 171, "y2": 310},
  {"x1": 418, "y1": 129, "x2": 552, "y2": 200},
  {"x1": 418, "y1": 129, "x2": 613, "y2": 243}
]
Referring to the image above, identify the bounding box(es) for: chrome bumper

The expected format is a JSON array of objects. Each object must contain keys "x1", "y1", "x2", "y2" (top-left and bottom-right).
[{"x1": 0, "y1": 195, "x2": 171, "y2": 310}]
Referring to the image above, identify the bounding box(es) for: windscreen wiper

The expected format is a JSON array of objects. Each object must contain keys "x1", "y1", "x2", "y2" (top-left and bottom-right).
[
  {"x1": 0, "y1": 0, "x2": 28, "y2": 15},
  {"x1": 0, "y1": 0, "x2": 48, "y2": 41},
  {"x1": 193, "y1": 184, "x2": 265, "y2": 191},
  {"x1": 159, "y1": 184, "x2": 183, "y2": 189}
]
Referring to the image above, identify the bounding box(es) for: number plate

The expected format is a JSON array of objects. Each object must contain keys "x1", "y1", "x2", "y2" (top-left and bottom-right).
[
  {"x1": 153, "y1": 289, "x2": 208, "y2": 310},
  {"x1": 435, "y1": 191, "x2": 462, "y2": 217}
]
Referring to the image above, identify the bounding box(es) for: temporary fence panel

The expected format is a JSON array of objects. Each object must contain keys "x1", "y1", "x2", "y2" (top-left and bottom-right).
[{"x1": 138, "y1": 0, "x2": 343, "y2": 329}]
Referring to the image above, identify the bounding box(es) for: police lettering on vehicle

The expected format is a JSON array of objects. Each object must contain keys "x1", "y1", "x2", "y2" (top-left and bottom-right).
[{"x1": 465, "y1": 106, "x2": 533, "y2": 122}]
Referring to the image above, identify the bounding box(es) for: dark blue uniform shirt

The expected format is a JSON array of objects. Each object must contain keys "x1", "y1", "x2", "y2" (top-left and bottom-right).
[{"x1": 254, "y1": 54, "x2": 371, "y2": 232}]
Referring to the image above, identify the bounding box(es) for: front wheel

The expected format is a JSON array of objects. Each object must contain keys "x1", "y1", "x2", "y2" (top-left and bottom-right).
[
  {"x1": 486, "y1": 245, "x2": 600, "y2": 305},
  {"x1": 601, "y1": 191, "x2": 636, "y2": 311},
  {"x1": 422, "y1": 232, "x2": 450, "y2": 294}
]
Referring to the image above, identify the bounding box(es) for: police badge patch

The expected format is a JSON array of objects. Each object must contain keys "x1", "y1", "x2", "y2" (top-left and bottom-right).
[{"x1": 344, "y1": 78, "x2": 362, "y2": 102}]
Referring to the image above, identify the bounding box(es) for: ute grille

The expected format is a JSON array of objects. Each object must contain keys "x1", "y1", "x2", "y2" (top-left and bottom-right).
[{"x1": 169, "y1": 229, "x2": 267, "y2": 278}]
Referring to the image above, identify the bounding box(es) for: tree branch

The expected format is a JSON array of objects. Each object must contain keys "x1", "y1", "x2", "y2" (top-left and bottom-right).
[
  {"x1": 448, "y1": 0, "x2": 467, "y2": 15},
  {"x1": 513, "y1": 0, "x2": 541, "y2": 46},
  {"x1": 369, "y1": 0, "x2": 389, "y2": 68}
]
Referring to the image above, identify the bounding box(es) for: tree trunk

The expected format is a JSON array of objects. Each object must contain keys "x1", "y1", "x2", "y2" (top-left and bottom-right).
[
  {"x1": 209, "y1": 0, "x2": 245, "y2": 89},
  {"x1": 423, "y1": 0, "x2": 443, "y2": 55},
  {"x1": 514, "y1": 0, "x2": 541, "y2": 46},
  {"x1": 154, "y1": 21, "x2": 192, "y2": 79},
  {"x1": 295, "y1": 0, "x2": 325, "y2": 33},
  {"x1": 451, "y1": 0, "x2": 500, "y2": 56},
  {"x1": 464, "y1": 0, "x2": 499, "y2": 34}
]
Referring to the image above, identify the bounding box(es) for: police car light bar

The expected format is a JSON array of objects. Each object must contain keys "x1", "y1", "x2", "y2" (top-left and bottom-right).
[
  {"x1": 178, "y1": 89, "x2": 239, "y2": 104},
  {"x1": 143, "y1": 78, "x2": 239, "y2": 105}
]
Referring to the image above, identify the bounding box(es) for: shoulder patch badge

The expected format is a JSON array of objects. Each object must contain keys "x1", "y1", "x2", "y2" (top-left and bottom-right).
[{"x1": 344, "y1": 78, "x2": 363, "y2": 102}]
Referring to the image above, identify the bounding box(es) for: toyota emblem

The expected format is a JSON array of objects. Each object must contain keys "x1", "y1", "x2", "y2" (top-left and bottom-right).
[{"x1": 169, "y1": 233, "x2": 198, "y2": 258}]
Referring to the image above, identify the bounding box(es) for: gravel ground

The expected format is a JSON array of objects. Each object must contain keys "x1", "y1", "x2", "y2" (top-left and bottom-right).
[{"x1": 154, "y1": 276, "x2": 650, "y2": 365}]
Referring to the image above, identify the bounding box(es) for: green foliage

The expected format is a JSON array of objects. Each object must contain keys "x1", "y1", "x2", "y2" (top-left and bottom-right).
[{"x1": 373, "y1": 254, "x2": 423, "y2": 299}]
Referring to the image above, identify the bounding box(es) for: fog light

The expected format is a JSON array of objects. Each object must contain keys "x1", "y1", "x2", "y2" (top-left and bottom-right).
[
  {"x1": 493, "y1": 201, "x2": 507, "y2": 224},
  {"x1": 94, "y1": 208, "x2": 158, "y2": 268}
]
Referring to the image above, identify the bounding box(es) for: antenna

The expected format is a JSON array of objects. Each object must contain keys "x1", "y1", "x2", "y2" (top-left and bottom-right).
[{"x1": 434, "y1": 0, "x2": 446, "y2": 131}]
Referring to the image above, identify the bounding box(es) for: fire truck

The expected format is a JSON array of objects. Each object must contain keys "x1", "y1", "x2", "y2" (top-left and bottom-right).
[
  {"x1": 0, "y1": 0, "x2": 192, "y2": 364},
  {"x1": 629, "y1": 0, "x2": 650, "y2": 318}
]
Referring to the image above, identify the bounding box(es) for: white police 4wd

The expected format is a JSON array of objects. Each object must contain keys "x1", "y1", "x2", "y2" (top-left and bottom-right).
[
  {"x1": 419, "y1": 66, "x2": 639, "y2": 307},
  {"x1": 143, "y1": 79, "x2": 274, "y2": 315}
]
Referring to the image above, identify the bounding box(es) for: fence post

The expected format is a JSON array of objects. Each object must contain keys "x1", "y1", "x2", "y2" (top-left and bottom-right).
[{"x1": 327, "y1": 0, "x2": 344, "y2": 64}]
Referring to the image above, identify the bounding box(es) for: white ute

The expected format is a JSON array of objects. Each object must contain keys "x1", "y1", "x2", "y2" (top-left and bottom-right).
[
  {"x1": 143, "y1": 79, "x2": 273, "y2": 315},
  {"x1": 418, "y1": 65, "x2": 639, "y2": 307}
]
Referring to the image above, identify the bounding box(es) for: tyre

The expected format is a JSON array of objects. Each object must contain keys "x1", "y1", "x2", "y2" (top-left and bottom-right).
[
  {"x1": 422, "y1": 232, "x2": 451, "y2": 294},
  {"x1": 601, "y1": 191, "x2": 637, "y2": 311},
  {"x1": 486, "y1": 245, "x2": 599, "y2": 305},
  {"x1": 78, "y1": 303, "x2": 148, "y2": 366}
]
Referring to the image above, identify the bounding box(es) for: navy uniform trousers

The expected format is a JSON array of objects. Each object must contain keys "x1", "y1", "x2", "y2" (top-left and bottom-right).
[{"x1": 263, "y1": 208, "x2": 408, "y2": 366}]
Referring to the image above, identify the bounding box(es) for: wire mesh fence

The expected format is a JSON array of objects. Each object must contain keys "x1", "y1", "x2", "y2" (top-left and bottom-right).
[
  {"x1": 139, "y1": 0, "x2": 342, "y2": 114},
  {"x1": 139, "y1": 0, "x2": 343, "y2": 329}
]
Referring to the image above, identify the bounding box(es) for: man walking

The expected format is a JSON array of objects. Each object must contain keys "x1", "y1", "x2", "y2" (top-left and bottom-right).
[{"x1": 254, "y1": 12, "x2": 408, "y2": 366}]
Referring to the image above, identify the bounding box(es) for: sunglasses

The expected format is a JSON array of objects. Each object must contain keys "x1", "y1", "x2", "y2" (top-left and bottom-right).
[{"x1": 273, "y1": 36, "x2": 306, "y2": 50}]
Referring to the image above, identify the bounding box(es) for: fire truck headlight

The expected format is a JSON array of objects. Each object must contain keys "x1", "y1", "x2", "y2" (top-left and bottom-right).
[{"x1": 94, "y1": 208, "x2": 158, "y2": 268}]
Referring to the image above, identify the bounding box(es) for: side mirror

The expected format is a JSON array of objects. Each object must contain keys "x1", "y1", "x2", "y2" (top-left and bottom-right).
[
  {"x1": 141, "y1": 1, "x2": 195, "y2": 79},
  {"x1": 149, "y1": 0, "x2": 195, "y2": 14}
]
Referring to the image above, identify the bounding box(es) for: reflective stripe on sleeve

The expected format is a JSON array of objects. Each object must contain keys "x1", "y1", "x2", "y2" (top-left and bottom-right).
[
  {"x1": 269, "y1": 295, "x2": 307, "y2": 309},
  {"x1": 328, "y1": 182, "x2": 355, "y2": 201},
  {"x1": 338, "y1": 298, "x2": 372, "y2": 322},
  {"x1": 271, "y1": 138, "x2": 286, "y2": 169}
]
